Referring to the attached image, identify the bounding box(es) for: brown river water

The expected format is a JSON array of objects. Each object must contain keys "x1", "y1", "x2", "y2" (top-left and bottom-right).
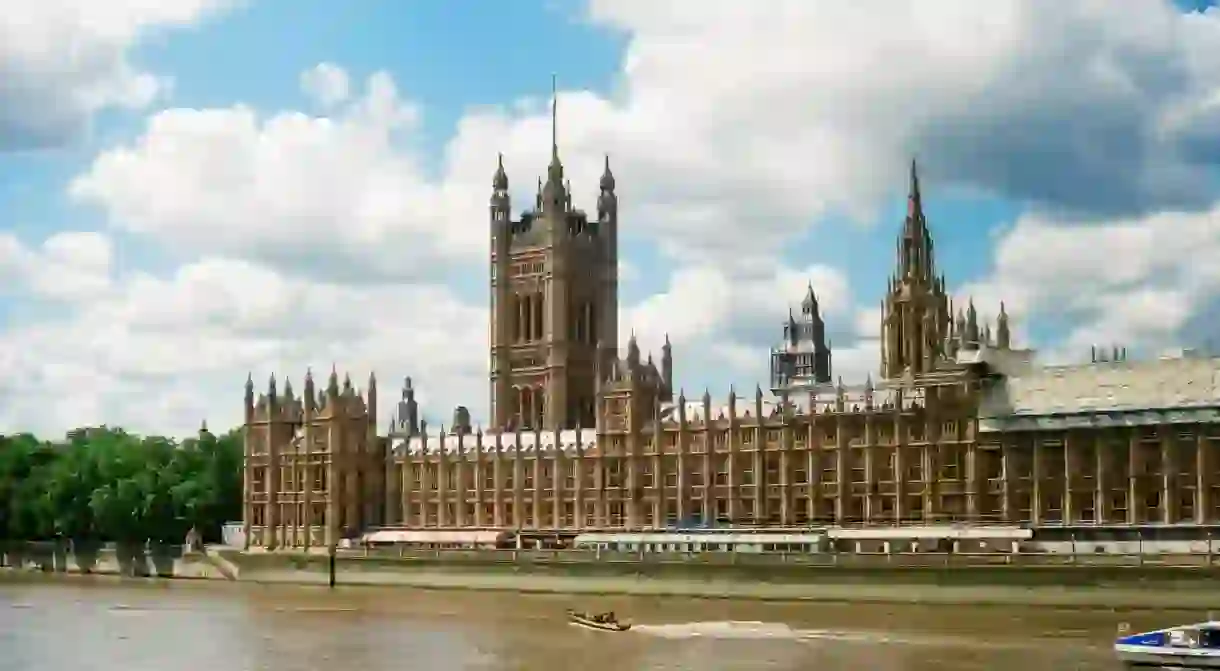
[{"x1": 0, "y1": 576, "x2": 1192, "y2": 670}]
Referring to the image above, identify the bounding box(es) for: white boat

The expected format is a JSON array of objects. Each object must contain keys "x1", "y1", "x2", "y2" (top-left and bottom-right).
[
  {"x1": 567, "y1": 609, "x2": 632, "y2": 632},
  {"x1": 1115, "y1": 621, "x2": 1220, "y2": 668}
]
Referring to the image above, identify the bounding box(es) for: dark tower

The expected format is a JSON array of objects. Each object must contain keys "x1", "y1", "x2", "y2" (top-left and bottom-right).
[
  {"x1": 770, "y1": 282, "x2": 832, "y2": 391},
  {"x1": 488, "y1": 76, "x2": 618, "y2": 431},
  {"x1": 881, "y1": 159, "x2": 951, "y2": 380}
]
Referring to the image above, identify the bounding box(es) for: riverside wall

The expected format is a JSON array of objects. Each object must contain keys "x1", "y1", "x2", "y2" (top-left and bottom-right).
[
  {"x1": 219, "y1": 548, "x2": 1220, "y2": 610},
  {"x1": 0, "y1": 542, "x2": 235, "y2": 580},
  {"x1": 8, "y1": 544, "x2": 1220, "y2": 610}
]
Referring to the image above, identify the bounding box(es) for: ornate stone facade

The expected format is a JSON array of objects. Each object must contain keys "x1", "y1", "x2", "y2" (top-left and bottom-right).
[{"x1": 241, "y1": 155, "x2": 1220, "y2": 548}]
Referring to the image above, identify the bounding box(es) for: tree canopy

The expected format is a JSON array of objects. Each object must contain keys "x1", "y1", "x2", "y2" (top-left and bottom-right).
[{"x1": 0, "y1": 426, "x2": 241, "y2": 545}]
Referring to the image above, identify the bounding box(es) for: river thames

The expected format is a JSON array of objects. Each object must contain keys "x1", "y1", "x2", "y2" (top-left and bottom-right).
[{"x1": 0, "y1": 576, "x2": 1186, "y2": 670}]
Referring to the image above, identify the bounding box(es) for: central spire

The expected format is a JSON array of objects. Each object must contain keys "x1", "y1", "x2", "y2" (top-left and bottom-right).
[
  {"x1": 542, "y1": 73, "x2": 566, "y2": 213},
  {"x1": 898, "y1": 157, "x2": 934, "y2": 283},
  {"x1": 547, "y1": 73, "x2": 563, "y2": 182},
  {"x1": 551, "y1": 73, "x2": 558, "y2": 163}
]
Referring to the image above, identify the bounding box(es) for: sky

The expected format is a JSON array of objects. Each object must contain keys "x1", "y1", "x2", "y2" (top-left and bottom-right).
[{"x1": 3, "y1": 0, "x2": 1220, "y2": 438}]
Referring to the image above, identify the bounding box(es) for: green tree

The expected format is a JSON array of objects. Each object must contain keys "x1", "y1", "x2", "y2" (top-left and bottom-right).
[{"x1": 0, "y1": 425, "x2": 243, "y2": 546}]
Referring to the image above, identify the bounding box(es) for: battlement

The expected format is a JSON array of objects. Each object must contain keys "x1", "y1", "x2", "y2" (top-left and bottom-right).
[
  {"x1": 392, "y1": 428, "x2": 598, "y2": 456},
  {"x1": 244, "y1": 368, "x2": 376, "y2": 423}
]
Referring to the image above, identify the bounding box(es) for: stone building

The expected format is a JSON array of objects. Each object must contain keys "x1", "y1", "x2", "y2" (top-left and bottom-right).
[
  {"x1": 240, "y1": 369, "x2": 386, "y2": 550},
  {"x1": 769, "y1": 283, "x2": 832, "y2": 391},
  {"x1": 241, "y1": 153, "x2": 1220, "y2": 549}
]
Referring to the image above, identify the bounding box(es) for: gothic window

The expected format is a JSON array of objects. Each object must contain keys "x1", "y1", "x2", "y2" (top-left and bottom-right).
[{"x1": 532, "y1": 291, "x2": 545, "y2": 340}]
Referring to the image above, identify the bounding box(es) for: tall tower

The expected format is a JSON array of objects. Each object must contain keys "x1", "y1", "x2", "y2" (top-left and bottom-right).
[
  {"x1": 489, "y1": 76, "x2": 619, "y2": 431},
  {"x1": 770, "y1": 283, "x2": 832, "y2": 391},
  {"x1": 880, "y1": 160, "x2": 951, "y2": 380}
]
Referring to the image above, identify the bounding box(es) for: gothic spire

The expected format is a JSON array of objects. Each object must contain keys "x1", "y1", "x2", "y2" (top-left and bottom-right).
[
  {"x1": 801, "y1": 281, "x2": 819, "y2": 316},
  {"x1": 898, "y1": 157, "x2": 935, "y2": 283},
  {"x1": 492, "y1": 152, "x2": 508, "y2": 191},
  {"x1": 996, "y1": 301, "x2": 1011, "y2": 349},
  {"x1": 908, "y1": 157, "x2": 922, "y2": 219},
  {"x1": 600, "y1": 154, "x2": 615, "y2": 192},
  {"x1": 541, "y1": 74, "x2": 567, "y2": 214},
  {"x1": 546, "y1": 73, "x2": 562, "y2": 183}
]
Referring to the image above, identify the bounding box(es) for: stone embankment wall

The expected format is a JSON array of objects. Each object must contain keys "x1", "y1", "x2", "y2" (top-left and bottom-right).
[
  {"x1": 218, "y1": 548, "x2": 1220, "y2": 609},
  {"x1": 0, "y1": 542, "x2": 237, "y2": 580},
  {"x1": 8, "y1": 543, "x2": 1220, "y2": 609}
]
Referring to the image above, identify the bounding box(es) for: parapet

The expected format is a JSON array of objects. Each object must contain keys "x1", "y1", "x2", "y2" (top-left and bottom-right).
[{"x1": 392, "y1": 427, "x2": 599, "y2": 456}]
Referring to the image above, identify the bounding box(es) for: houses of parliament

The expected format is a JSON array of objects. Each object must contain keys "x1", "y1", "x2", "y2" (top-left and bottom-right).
[{"x1": 240, "y1": 126, "x2": 1220, "y2": 551}]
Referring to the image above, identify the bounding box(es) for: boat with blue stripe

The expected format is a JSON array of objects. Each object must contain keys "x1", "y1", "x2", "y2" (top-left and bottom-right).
[{"x1": 1115, "y1": 621, "x2": 1220, "y2": 668}]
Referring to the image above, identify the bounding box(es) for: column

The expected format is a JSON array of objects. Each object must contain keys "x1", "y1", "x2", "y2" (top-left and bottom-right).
[
  {"x1": 324, "y1": 419, "x2": 341, "y2": 549},
  {"x1": 751, "y1": 426, "x2": 764, "y2": 523},
  {"x1": 532, "y1": 445, "x2": 542, "y2": 529},
  {"x1": 863, "y1": 416, "x2": 876, "y2": 523},
  {"x1": 437, "y1": 442, "x2": 449, "y2": 528},
  {"x1": 513, "y1": 444, "x2": 524, "y2": 528},
  {"x1": 242, "y1": 429, "x2": 253, "y2": 550},
  {"x1": 552, "y1": 445, "x2": 564, "y2": 529},
  {"x1": 1063, "y1": 432, "x2": 1075, "y2": 524},
  {"x1": 1094, "y1": 432, "x2": 1108, "y2": 524},
  {"x1": 727, "y1": 419, "x2": 741, "y2": 522},
  {"x1": 1030, "y1": 438, "x2": 1042, "y2": 525},
  {"x1": 835, "y1": 418, "x2": 848, "y2": 523},
  {"x1": 473, "y1": 433, "x2": 485, "y2": 527},
  {"x1": 806, "y1": 421, "x2": 820, "y2": 523},
  {"x1": 594, "y1": 453, "x2": 606, "y2": 528},
  {"x1": 574, "y1": 443, "x2": 585, "y2": 528},
  {"x1": 1198, "y1": 430, "x2": 1211, "y2": 525},
  {"x1": 407, "y1": 463, "x2": 417, "y2": 531},
  {"x1": 1127, "y1": 431, "x2": 1140, "y2": 525},
  {"x1": 779, "y1": 422, "x2": 792, "y2": 526},
  {"x1": 701, "y1": 429, "x2": 714, "y2": 525},
  {"x1": 892, "y1": 413, "x2": 906, "y2": 522},
  {"x1": 493, "y1": 435, "x2": 506, "y2": 527},
  {"x1": 1000, "y1": 437, "x2": 1013, "y2": 522},
  {"x1": 676, "y1": 424, "x2": 689, "y2": 526},
  {"x1": 966, "y1": 441, "x2": 980, "y2": 521},
  {"x1": 651, "y1": 433, "x2": 663, "y2": 527},
  {"x1": 265, "y1": 420, "x2": 280, "y2": 550},
  {"x1": 417, "y1": 456, "x2": 430, "y2": 527},
  {"x1": 1161, "y1": 426, "x2": 1177, "y2": 524}
]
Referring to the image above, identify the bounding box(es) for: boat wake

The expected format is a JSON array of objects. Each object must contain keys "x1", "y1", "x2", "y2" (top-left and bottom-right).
[
  {"x1": 633, "y1": 621, "x2": 891, "y2": 642},
  {"x1": 630, "y1": 621, "x2": 1010, "y2": 648}
]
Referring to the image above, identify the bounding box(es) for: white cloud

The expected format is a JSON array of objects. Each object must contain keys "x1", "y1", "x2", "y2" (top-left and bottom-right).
[
  {"x1": 962, "y1": 203, "x2": 1220, "y2": 360},
  {"x1": 0, "y1": 0, "x2": 238, "y2": 149},
  {"x1": 13, "y1": 0, "x2": 1220, "y2": 436},
  {"x1": 300, "y1": 62, "x2": 351, "y2": 109},
  {"x1": 0, "y1": 246, "x2": 488, "y2": 437},
  {"x1": 0, "y1": 231, "x2": 114, "y2": 303}
]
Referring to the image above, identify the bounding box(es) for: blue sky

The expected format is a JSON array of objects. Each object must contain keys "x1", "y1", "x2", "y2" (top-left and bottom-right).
[{"x1": 2, "y1": 1, "x2": 1220, "y2": 436}]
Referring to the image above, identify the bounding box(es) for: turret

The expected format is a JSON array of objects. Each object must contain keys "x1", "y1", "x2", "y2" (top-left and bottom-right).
[
  {"x1": 327, "y1": 365, "x2": 340, "y2": 399},
  {"x1": 267, "y1": 373, "x2": 278, "y2": 411},
  {"x1": 490, "y1": 153, "x2": 510, "y2": 220},
  {"x1": 397, "y1": 377, "x2": 419, "y2": 435},
  {"x1": 303, "y1": 368, "x2": 316, "y2": 412},
  {"x1": 964, "y1": 299, "x2": 980, "y2": 349},
  {"x1": 244, "y1": 373, "x2": 254, "y2": 423},
  {"x1": 597, "y1": 154, "x2": 617, "y2": 221},
  {"x1": 660, "y1": 334, "x2": 673, "y2": 402},
  {"x1": 367, "y1": 371, "x2": 377, "y2": 428},
  {"x1": 996, "y1": 302, "x2": 1011, "y2": 349}
]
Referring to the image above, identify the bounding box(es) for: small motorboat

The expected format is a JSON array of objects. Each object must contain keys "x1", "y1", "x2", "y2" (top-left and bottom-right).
[
  {"x1": 567, "y1": 609, "x2": 632, "y2": 632},
  {"x1": 1115, "y1": 620, "x2": 1220, "y2": 668}
]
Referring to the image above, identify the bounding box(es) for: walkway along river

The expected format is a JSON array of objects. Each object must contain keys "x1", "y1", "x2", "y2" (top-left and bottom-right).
[{"x1": 0, "y1": 576, "x2": 1194, "y2": 670}]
